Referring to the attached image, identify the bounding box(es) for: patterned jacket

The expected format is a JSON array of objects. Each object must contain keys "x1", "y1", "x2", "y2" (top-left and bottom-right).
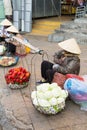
[{"x1": 54, "y1": 50, "x2": 80, "y2": 75}]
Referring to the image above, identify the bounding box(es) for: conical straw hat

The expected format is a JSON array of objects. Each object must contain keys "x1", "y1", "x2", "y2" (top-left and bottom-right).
[
  {"x1": 58, "y1": 38, "x2": 81, "y2": 54},
  {"x1": 0, "y1": 19, "x2": 12, "y2": 26},
  {"x1": 6, "y1": 25, "x2": 19, "y2": 33}
]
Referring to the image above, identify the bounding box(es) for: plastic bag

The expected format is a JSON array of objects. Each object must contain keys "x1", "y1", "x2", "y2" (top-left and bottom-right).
[
  {"x1": 82, "y1": 75, "x2": 87, "y2": 83},
  {"x1": 66, "y1": 74, "x2": 84, "y2": 81},
  {"x1": 64, "y1": 78, "x2": 87, "y2": 111}
]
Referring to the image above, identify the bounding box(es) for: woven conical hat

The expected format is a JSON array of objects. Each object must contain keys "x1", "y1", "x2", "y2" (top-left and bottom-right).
[
  {"x1": 6, "y1": 25, "x2": 19, "y2": 33},
  {"x1": 58, "y1": 38, "x2": 81, "y2": 54},
  {"x1": 0, "y1": 19, "x2": 12, "y2": 26}
]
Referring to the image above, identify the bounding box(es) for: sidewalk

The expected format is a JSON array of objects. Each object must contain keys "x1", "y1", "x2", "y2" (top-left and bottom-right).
[{"x1": 0, "y1": 35, "x2": 87, "y2": 130}]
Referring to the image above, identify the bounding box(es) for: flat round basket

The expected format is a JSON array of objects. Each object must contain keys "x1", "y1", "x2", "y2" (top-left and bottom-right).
[
  {"x1": 32, "y1": 100, "x2": 65, "y2": 115},
  {"x1": 8, "y1": 82, "x2": 28, "y2": 89},
  {"x1": 0, "y1": 56, "x2": 19, "y2": 67}
]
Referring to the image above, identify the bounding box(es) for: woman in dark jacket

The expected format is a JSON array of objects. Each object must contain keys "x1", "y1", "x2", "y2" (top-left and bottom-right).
[{"x1": 39, "y1": 38, "x2": 81, "y2": 83}]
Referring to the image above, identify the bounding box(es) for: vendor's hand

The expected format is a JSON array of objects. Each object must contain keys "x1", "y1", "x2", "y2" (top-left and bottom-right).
[{"x1": 52, "y1": 64, "x2": 59, "y2": 70}]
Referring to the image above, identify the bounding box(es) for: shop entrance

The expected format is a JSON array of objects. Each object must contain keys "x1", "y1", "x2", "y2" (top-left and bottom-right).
[{"x1": 31, "y1": 0, "x2": 75, "y2": 36}]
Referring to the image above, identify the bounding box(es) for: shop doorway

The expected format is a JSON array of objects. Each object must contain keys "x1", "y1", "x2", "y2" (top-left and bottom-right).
[{"x1": 31, "y1": 0, "x2": 75, "y2": 36}]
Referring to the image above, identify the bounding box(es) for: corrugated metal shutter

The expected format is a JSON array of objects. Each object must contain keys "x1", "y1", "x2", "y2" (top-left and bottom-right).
[
  {"x1": 32, "y1": 0, "x2": 61, "y2": 18},
  {"x1": 12, "y1": 0, "x2": 32, "y2": 32}
]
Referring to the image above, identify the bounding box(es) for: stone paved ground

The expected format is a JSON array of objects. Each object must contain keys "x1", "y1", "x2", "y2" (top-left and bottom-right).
[
  {"x1": 48, "y1": 18, "x2": 87, "y2": 45},
  {"x1": 0, "y1": 34, "x2": 87, "y2": 130},
  {"x1": 0, "y1": 126, "x2": 2, "y2": 130}
]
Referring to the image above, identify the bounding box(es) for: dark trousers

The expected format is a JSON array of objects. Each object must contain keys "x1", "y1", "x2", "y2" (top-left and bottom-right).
[
  {"x1": 6, "y1": 43, "x2": 16, "y2": 54},
  {"x1": 0, "y1": 37, "x2": 5, "y2": 42},
  {"x1": 41, "y1": 60, "x2": 55, "y2": 83}
]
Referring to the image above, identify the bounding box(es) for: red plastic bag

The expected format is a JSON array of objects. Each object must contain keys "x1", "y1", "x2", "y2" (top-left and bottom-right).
[
  {"x1": 66, "y1": 74, "x2": 84, "y2": 81},
  {"x1": 52, "y1": 72, "x2": 66, "y2": 89}
]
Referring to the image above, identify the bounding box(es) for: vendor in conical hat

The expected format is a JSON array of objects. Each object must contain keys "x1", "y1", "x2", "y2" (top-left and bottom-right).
[
  {"x1": 6, "y1": 25, "x2": 40, "y2": 55},
  {"x1": 6, "y1": 25, "x2": 19, "y2": 34},
  {"x1": 0, "y1": 19, "x2": 12, "y2": 40},
  {"x1": 0, "y1": 18, "x2": 12, "y2": 27},
  {"x1": 38, "y1": 38, "x2": 81, "y2": 86},
  {"x1": 5, "y1": 25, "x2": 19, "y2": 55},
  {"x1": 58, "y1": 38, "x2": 81, "y2": 55}
]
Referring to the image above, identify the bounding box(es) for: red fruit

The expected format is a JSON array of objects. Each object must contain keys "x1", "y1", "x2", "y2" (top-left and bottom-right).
[
  {"x1": 17, "y1": 71, "x2": 21, "y2": 75},
  {"x1": 25, "y1": 72, "x2": 30, "y2": 78},
  {"x1": 9, "y1": 68, "x2": 14, "y2": 73},
  {"x1": 15, "y1": 79, "x2": 19, "y2": 83},
  {"x1": 19, "y1": 67, "x2": 23, "y2": 71},
  {"x1": 20, "y1": 80, "x2": 23, "y2": 83},
  {"x1": 22, "y1": 77, "x2": 26, "y2": 81},
  {"x1": 5, "y1": 67, "x2": 30, "y2": 86},
  {"x1": 11, "y1": 81, "x2": 15, "y2": 84}
]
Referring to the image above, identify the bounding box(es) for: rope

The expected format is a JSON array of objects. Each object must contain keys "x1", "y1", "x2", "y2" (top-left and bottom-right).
[
  {"x1": 30, "y1": 50, "x2": 49, "y2": 90},
  {"x1": 29, "y1": 50, "x2": 50, "y2": 109}
]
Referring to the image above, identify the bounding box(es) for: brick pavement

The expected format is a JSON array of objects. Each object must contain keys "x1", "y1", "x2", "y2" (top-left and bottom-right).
[{"x1": 0, "y1": 35, "x2": 87, "y2": 130}]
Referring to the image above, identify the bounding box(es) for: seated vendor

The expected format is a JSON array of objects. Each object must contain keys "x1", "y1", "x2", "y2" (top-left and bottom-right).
[
  {"x1": 38, "y1": 38, "x2": 81, "y2": 84},
  {"x1": 5, "y1": 25, "x2": 19, "y2": 55},
  {"x1": 0, "y1": 19, "x2": 12, "y2": 41},
  {"x1": 6, "y1": 25, "x2": 40, "y2": 55},
  {"x1": 6, "y1": 25, "x2": 40, "y2": 54}
]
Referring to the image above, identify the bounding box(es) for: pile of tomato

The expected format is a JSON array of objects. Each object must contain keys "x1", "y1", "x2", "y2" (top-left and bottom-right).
[{"x1": 5, "y1": 67, "x2": 30, "y2": 85}]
